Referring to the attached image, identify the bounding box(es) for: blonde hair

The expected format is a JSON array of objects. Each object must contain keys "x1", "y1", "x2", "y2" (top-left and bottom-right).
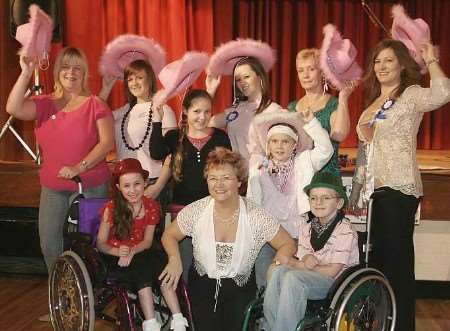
[
  {"x1": 296, "y1": 48, "x2": 320, "y2": 67},
  {"x1": 53, "y1": 47, "x2": 90, "y2": 98}
]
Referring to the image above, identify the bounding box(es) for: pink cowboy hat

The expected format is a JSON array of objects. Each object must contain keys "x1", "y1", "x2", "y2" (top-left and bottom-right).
[
  {"x1": 391, "y1": 4, "x2": 430, "y2": 74},
  {"x1": 153, "y1": 51, "x2": 210, "y2": 108},
  {"x1": 319, "y1": 24, "x2": 363, "y2": 91},
  {"x1": 15, "y1": 4, "x2": 53, "y2": 60},
  {"x1": 207, "y1": 38, "x2": 276, "y2": 76},
  {"x1": 99, "y1": 34, "x2": 166, "y2": 79},
  {"x1": 252, "y1": 111, "x2": 313, "y2": 156}
]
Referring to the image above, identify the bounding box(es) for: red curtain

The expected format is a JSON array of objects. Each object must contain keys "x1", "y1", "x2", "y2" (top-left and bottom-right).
[{"x1": 1, "y1": 0, "x2": 449, "y2": 161}]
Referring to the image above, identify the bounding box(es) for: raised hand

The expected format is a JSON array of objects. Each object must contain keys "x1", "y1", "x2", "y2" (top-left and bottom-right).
[
  {"x1": 420, "y1": 42, "x2": 439, "y2": 64},
  {"x1": 299, "y1": 108, "x2": 314, "y2": 124},
  {"x1": 19, "y1": 55, "x2": 36, "y2": 78},
  {"x1": 206, "y1": 74, "x2": 222, "y2": 97}
]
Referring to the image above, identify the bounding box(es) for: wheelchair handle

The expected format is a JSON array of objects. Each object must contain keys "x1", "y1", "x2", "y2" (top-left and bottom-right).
[{"x1": 72, "y1": 175, "x2": 83, "y2": 194}]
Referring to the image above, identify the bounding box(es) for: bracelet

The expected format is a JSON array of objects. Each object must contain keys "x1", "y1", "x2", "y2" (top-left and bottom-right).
[{"x1": 426, "y1": 58, "x2": 439, "y2": 67}]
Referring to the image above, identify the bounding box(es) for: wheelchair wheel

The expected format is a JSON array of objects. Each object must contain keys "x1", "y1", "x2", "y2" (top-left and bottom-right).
[
  {"x1": 49, "y1": 250, "x2": 95, "y2": 331},
  {"x1": 328, "y1": 268, "x2": 396, "y2": 331}
]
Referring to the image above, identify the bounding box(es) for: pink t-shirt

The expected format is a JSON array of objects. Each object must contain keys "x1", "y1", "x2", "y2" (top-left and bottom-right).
[
  {"x1": 34, "y1": 95, "x2": 112, "y2": 191},
  {"x1": 296, "y1": 218, "x2": 359, "y2": 279}
]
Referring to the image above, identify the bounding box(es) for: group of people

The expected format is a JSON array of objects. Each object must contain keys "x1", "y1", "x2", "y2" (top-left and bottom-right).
[{"x1": 6, "y1": 13, "x2": 450, "y2": 331}]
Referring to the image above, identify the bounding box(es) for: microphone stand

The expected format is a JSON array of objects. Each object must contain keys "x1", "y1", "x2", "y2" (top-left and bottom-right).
[{"x1": 0, "y1": 67, "x2": 42, "y2": 163}]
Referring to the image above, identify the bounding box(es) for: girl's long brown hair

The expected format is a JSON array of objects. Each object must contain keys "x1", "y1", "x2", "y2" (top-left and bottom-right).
[
  {"x1": 363, "y1": 39, "x2": 422, "y2": 108},
  {"x1": 233, "y1": 57, "x2": 272, "y2": 114},
  {"x1": 172, "y1": 89, "x2": 213, "y2": 182},
  {"x1": 111, "y1": 183, "x2": 134, "y2": 240}
]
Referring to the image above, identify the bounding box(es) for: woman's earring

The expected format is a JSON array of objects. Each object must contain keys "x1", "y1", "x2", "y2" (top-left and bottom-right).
[{"x1": 260, "y1": 79, "x2": 264, "y2": 90}]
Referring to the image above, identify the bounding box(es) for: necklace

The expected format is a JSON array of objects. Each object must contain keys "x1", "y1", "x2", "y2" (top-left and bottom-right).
[
  {"x1": 213, "y1": 207, "x2": 239, "y2": 226},
  {"x1": 131, "y1": 202, "x2": 143, "y2": 219},
  {"x1": 302, "y1": 94, "x2": 326, "y2": 113},
  {"x1": 121, "y1": 101, "x2": 153, "y2": 151}
]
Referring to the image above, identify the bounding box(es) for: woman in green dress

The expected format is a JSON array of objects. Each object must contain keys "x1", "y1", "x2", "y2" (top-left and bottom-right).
[{"x1": 287, "y1": 48, "x2": 354, "y2": 177}]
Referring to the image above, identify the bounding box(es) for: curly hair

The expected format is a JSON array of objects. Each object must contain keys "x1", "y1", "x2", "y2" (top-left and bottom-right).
[
  {"x1": 363, "y1": 39, "x2": 422, "y2": 108},
  {"x1": 204, "y1": 147, "x2": 248, "y2": 193}
]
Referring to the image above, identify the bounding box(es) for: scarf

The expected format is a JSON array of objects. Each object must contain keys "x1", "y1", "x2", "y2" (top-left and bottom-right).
[{"x1": 309, "y1": 211, "x2": 345, "y2": 251}]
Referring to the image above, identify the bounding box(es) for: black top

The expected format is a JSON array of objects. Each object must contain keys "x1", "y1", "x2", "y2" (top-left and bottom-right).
[{"x1": 150, "y1": 122, "x2": 232, "y2": 206}]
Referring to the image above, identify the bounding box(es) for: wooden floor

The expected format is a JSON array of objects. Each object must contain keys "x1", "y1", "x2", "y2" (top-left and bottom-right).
[{"x1": 0, "y1": 276, "x2": 449, "y2": 331}]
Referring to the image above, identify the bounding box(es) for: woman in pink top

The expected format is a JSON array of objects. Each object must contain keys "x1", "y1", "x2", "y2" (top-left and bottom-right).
[{"x1": 6, "y1": 47, "x2": 114, "y2": 271}]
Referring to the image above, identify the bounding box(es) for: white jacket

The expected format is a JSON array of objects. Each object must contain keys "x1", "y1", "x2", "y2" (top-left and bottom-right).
[{"x1": 247, "y1": 117, "x2": 333, "y2": 220}]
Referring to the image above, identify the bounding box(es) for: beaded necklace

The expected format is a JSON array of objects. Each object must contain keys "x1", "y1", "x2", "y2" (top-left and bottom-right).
[{"x1": 121, "y1": 102, "x2": 153, "y2": 151}]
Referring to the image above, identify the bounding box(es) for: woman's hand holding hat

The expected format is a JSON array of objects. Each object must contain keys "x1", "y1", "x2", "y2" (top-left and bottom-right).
[
  {"x1": 420, "y1": 42, "x2": 439, "y2": 66},
  {"x1": 339, "y1": 80, "x2": 358, "y2": 102},
  {"x1": 19, "y1": 55, "x2": 36, "y2": 79},
  {"x1": 205, "y1": 73, "x2": 222, "y2": 97}
]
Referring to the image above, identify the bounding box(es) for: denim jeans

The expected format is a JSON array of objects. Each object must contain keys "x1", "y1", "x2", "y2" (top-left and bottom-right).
[
  {"x1": 263, "y1": 266, "x2": 334, "y2": 331},
  {"x1": 255, "y1": 243, "x2": 276, "y2": 289},
  {"x1": 39, "y1": 183, "x2": 109, "y2": 271}
]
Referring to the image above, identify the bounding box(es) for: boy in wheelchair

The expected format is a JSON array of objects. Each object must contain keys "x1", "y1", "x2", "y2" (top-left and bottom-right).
[
  {"x1": 263, "y1": 172, "x2": 359, "y2": 331},
  {"x1": 97, "y1": 158, "x2": 189, "y2": 331}
]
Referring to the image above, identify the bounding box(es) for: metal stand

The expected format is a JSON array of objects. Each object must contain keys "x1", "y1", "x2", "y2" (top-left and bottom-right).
[{"x1": 0, "y1": 67, "x2": 42, "y2": 163}]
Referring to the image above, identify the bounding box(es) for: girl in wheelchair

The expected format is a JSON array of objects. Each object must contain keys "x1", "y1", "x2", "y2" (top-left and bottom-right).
[
  {"x1": 263, "y1": 172, "x2": 359, "y2": 331},
  {"x1": 97, "y1": 158, "x2": 188, "y2": 331}
]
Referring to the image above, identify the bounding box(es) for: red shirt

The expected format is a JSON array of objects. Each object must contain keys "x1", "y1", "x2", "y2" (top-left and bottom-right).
[
  {"x1": 33, "y1": 95, "x2": 112, "y2": 191},
  {"x1": 104, "y1": 197, "x2": 161, "y2": 247}
]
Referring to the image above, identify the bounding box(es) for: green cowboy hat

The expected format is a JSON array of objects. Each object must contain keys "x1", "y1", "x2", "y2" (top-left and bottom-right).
[{"x1": 304, "y1": 172, "x2": 348, "y2": 207}]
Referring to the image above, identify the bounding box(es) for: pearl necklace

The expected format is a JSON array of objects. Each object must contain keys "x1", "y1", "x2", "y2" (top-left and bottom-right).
[
  {"x1": 213, "y1": 207, "x2": 239, "y2": 226},
  {"x1": 121, "y1": 101, "x2": 153, "y2": 151}
]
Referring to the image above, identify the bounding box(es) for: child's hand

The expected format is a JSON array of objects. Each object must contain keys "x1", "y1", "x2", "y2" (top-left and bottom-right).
[
  {"x1": 303, "y1": 254, "x2": 319, "y2": 270},
  {"x1": 159, "y1": 256, "x2": 182, "y2": 291},
  {"x1": 117, "y1": 255, "x2": 133, "y2": 267},
  {"x1": 118, "y1": 245, "x2": 130, "y2": 257},
  {"x1": 299, "y1": 108, "x2": 314, "y2": 124}
]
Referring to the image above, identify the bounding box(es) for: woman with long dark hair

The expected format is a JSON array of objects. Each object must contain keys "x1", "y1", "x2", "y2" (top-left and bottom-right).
[{"x1": 350, "y1": 39, "x2": 449, "y2": 331}]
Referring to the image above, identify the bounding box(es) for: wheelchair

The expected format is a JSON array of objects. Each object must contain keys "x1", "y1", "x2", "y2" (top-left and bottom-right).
[
  {"x1": 48, "y1": 178, "x2": 195, "y2": 331},
  {"x1": 242, "y1": 197, "x2": 396, "y2": 331}
]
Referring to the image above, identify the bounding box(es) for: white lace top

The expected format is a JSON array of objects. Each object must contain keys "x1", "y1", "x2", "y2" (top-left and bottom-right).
[
  {"x1": 177, "y1": 196, "x2": 280, "y2": 286},
  {"x1": 354, "y1": 78, "x2": 450, "y2": 198}
]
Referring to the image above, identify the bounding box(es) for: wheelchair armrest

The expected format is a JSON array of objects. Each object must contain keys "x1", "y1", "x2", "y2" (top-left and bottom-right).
[{"x1": 67, "y1": 232, "x2": 93, "y2": 245}]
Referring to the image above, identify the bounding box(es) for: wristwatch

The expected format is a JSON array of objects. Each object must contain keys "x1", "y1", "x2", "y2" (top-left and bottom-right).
[{"x1": 80, "y1": 160, "x2": 88, "y2": 171}]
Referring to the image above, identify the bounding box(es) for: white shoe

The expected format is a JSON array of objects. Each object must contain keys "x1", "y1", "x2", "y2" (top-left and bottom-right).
[
  {"x1": 170, "y1": 315, "x2": 188, "y2": 331},
  {"x1": 143, "y1": 318, "x2": 161, "y2": 331}
]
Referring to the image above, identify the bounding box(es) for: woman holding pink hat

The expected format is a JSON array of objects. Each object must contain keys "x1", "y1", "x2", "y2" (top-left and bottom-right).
[
  {"x1": 206, "y1": 39, "x2": 282, "y2": 161},
  {"x1": 288, "y1": 24, "x2": 361, "y2": 177},
  {"x1": 350, "y1": 32, "x2": 449, "y2": 330},
  {"x1": 6, "y1": 47, "x2": 114, "y2": 273},
  {"x1": 98, "y1": 35, "x2": 177, "y2": 201}
]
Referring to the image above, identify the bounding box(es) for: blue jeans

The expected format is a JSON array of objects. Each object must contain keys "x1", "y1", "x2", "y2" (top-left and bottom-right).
[
  {"x1": 255, "y1": 243, "x2": 276, "y2": 289},
  {"x1": 263, "y1": 266, "x2": 334, "y2": 331},
  {"x1": 39, "y1": 183, "x2": 109, "y2": 271}
]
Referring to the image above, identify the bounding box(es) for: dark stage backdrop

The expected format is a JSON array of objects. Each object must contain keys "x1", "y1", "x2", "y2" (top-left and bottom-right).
[{"x1": 1, "y1": 0, "x2": 449, "y2": 161}]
